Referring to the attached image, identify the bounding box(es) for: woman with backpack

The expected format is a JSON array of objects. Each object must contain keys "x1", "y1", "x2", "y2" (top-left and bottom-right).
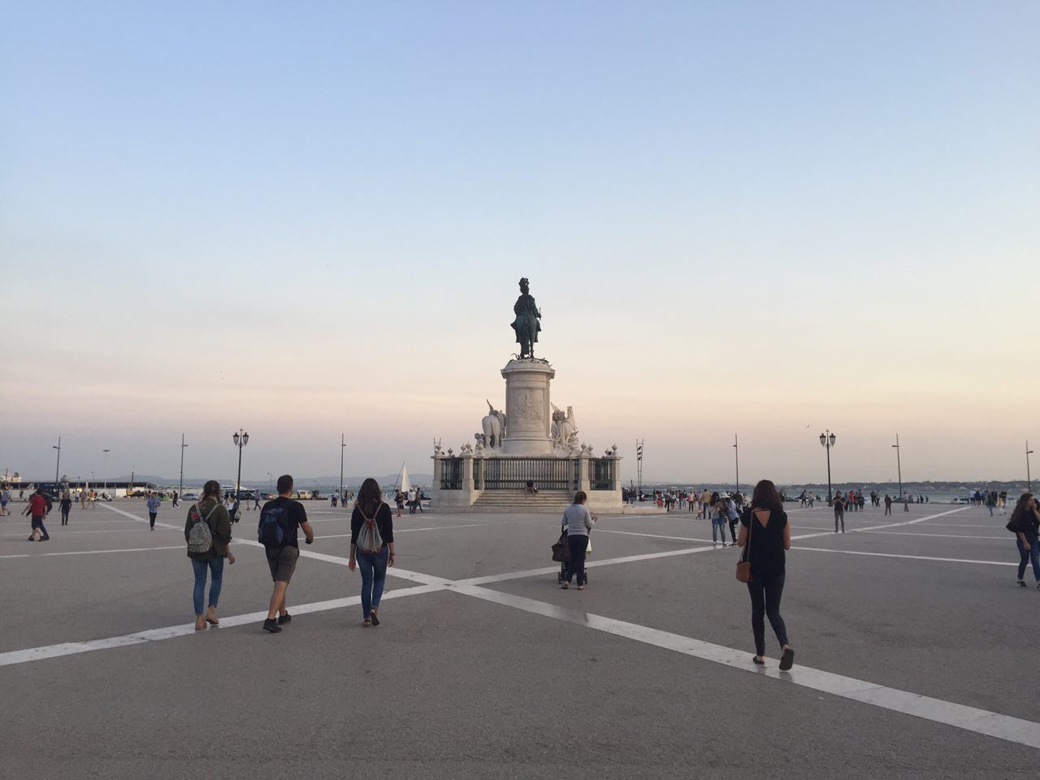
[
  {"x1": 185, "y1": 480, "x2": 234, "y2": 631},
  {"x1": 737, "y1": 479, "x2": 795, "y2": 670},
  {"x1": 348, "y1": 478, "x2": 395, "y2": 627},
  {"x1": 1007, "y1": 494, "x2": 1040, "y2": 589}
]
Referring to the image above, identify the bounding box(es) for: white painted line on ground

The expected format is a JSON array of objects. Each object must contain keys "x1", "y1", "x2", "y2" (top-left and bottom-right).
[
  {"x1": 0, "y1": 545, "x2": 187, "y2": 560},
  {"x1": 97, "y1": 504, "x2": 456, "y2": 587},
  {"x1": 0, "y1": 528, "x2": 181, "y2": 537},
  {"x1": 0, "y1": 584, "x2": 441, "y2": 668},
  {"x1": 919, "y1": 523, "x2": 1009, "y2": 530},
  {"x1": 791, "y1": 546, "x2": 1015, "y2": 567},
  {"x1": 596, "y1": 508, "x2": 969, "y2": 548},
  {"x1": 313, "y1": 523, "x2": 487, "y2": 541},
  {"x1": 101, "y1": 503, "x2": 182, "y2": 530},
  {"x1": 450, "y1": 583, "x2": 1040, "y2": 751},
  {"x1": 597, "y1": 529, "x2": 717, "y2": 543},
  {"x1": 456, "y1": 544, "x2": 718, "y2": 586},
  {"x1": 858, "y1": 530, "x2": 1009, "y2": 542}
]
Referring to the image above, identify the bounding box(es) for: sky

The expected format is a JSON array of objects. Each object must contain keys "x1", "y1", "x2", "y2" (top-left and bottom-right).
[{"x1": 2, "y1": 1, "x2": 1038, "y2": 486}]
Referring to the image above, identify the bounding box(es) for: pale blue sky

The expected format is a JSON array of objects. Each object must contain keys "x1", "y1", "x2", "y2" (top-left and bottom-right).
[{"x1": 3, "y1": 1, "x2": 1037, "y2": 484}]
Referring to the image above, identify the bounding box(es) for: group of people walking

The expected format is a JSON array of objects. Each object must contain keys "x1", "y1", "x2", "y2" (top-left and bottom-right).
[{"x1": 184, "y1": 475, "x2": 395, "y2": 633}]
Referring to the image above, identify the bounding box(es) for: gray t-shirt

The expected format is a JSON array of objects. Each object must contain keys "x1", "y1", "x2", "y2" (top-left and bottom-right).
[{"x1": 562, "y1": 503, "x2": 594, "y2": 536}]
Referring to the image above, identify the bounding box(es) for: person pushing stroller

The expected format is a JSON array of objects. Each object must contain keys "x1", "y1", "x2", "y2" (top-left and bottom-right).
[{"x1": 560, "y1": 491, "x2": 596, "y2": 590}]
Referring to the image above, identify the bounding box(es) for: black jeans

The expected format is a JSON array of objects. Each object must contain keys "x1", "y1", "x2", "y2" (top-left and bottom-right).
[
  {"x1": 566, "y1": 534, "x2": 588, "y2": 584},
  {"x1": 834, "y1": 508, "x2": 844, "y2": 532},
  {"x1": 747, "y1": 572, "x2": 789, "y2": 656},
  {"x1": 728, "y1": 518, "x2": 739, "y2": 543},
  {"x1": 148, "y1": 512, "x2": 157, "y2": 529},
  {"x1": 61, "y1": 509, "x2": 70, "y2": 525}
]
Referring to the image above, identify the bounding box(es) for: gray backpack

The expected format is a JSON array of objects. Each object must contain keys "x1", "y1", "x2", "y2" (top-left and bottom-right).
[
  {"x1": 356, "y1": 503, "x2": 384, "y2": 554},
  {"x1": 187, "y1": 503, "x2": 217, "y2": 555}
]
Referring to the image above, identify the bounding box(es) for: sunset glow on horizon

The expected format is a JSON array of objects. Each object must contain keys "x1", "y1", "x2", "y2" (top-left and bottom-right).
[{"x1": 3, "y1": 2, "x2": 1037, "y2": 484}]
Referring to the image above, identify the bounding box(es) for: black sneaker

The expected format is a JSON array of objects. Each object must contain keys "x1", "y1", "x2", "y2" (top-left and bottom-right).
[
  {"x1": 27, "y1": 536, "x2": 35, "y2": 542},
  {"x1": 277, "y1": 613, "x2": 292, "y2": 626},
  {"x1": 1018, "y1": 580, "x2": 1027, "y2": 588},
  {"x1": 262, "y1": 619, "x2": 281, "y2": 633}
]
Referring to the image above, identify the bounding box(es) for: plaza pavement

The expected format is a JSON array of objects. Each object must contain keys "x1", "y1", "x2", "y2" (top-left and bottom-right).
[{"x1": 1, "y1": 498, "x2": 1037, "y2": 779}]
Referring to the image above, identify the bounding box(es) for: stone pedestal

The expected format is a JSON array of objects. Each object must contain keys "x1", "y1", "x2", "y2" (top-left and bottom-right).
[{"x1": 501, "y1": 360, "x2": 555, "y2": 456}]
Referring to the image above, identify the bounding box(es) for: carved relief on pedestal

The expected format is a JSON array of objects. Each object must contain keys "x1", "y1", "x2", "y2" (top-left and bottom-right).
[{"x1": 514, "y1": 389, "x2": 544, "y2": 426}]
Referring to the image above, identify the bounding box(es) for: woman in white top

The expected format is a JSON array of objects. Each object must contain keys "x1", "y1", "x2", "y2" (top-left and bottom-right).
[{"x1": 561, "y1": 491, "x2": 596, "y2": 590}]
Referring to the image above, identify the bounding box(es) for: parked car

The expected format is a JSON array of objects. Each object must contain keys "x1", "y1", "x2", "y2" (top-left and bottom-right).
[{"x1": 181, "y1": 492, "x2": 199, "y2": 501}]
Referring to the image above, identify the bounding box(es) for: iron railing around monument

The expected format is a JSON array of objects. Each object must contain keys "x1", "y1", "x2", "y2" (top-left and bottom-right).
[
  {"x1": 473, "y1": 458, "x2": 484, "y2": 490},
  {"x1": 483, "y1": 458, "x2": 578, "y2": 492},
  {"x1": 590, "y1": 458, "x2": 614, "y2": 491},
  {"x1": 440, "y1": 458, "x2": 463, "y2": 490}
]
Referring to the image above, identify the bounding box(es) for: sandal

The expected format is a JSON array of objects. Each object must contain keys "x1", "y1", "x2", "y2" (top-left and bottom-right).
[
  {"x1": 779, "y1": 647, "x2": 795, "y2": 671},
  {"x1": 752, "y1": 656, "x2": 765, "y2": 665},
  {"x1": 363, "y1": 619, "x2": 372, "y2": 627},
  {"x1": 370, "y1": 608, "x2": 380, "y2": 626}
]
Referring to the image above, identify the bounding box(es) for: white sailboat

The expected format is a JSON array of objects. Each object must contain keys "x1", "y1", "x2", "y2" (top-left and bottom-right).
[{"x1": 396, "y1": 463, "x2": 411, "y2": 494}]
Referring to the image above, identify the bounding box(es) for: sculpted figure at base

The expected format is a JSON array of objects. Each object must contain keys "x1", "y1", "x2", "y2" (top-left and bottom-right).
[
  {"x1": 510, "y1": 277, "x2": 541, "y2": 359},
  {"x1": 551, "y1": 404, "x2": 580, "y2": 455},
  {"x1": 482, "y1": 401, "x2": 506, "y2": 449}
]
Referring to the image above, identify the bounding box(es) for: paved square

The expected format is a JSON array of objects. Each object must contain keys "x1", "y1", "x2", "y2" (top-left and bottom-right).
[{"x1": 1, "y1": 499, "x2": 1036, "y2": 778}]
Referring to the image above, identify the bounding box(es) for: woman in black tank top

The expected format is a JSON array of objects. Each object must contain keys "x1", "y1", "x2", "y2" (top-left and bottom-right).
[{"x1": 737, "y1": 479, "x2": 795, "y2": 670}]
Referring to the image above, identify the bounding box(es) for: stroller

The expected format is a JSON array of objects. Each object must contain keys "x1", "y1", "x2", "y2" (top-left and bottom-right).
[{"x1": 551, "y1": 530, "x2": 588, "y2": 586}]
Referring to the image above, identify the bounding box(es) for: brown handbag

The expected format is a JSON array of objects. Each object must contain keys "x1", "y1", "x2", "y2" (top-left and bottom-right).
[{"x1": 735, "y1": 508, "x2": 754, "y2": 583}]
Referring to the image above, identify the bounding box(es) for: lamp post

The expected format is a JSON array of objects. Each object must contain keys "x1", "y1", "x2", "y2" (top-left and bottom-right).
[
  {"x1": 339, "y1": 433, "x2": 346, "y2": 508},
  {"x1": 733, "y1": 434, "x2": 740, "y2": 495},
  {"x1": 636, "y1": 439, "x2": 644, "y2": 500},
  {"x1": 267, "y1": 472, "x2": 273, "y2": 494},
  {"x1": 53, "y1": 437, "x2": 62, "y2": 484},
  {"x1": 1028, "y1": 441, "x2": 1034, "y2": 492},
  {"x1": 102, "y1": 449, "x2": 111, "y2": 496},
  {"x1": 231, "y1": 429, "x2": 249, "y2": 504},
  {"x1": 892, "y1": 434, "x2": 903, "y2": 500},
  {"x1": 179, "y1": 434, "x2": 188, "y2": 499},
  {"x1": 819, "y1": 430, "x2": 836, "y2": 505}
]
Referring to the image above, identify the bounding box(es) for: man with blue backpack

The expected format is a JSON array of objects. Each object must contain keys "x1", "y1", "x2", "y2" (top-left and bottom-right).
[{"x1": 258, "y1": 474, "x2": 314, "y2": 634}]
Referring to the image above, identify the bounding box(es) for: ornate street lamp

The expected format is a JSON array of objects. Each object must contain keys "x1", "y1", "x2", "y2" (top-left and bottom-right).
[
  {"x1": 232, "y1": 430, "x2": 249, "y2": 506},
  {"x1": 819, "y1": 430, "x2": 836, "y2": 504}
]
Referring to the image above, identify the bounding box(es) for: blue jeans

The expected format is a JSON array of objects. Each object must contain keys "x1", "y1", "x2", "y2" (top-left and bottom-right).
[
  {"x1": 191, "y1": 558, "x2": 225, "y2": 616},
  {"x1": 357, "y1": 547, "x2": 389, "y2": 619},
  {"x1": 711, "y1": 517, "x2": 727, "y2": 544},
  {"x1": 1017, "y1": 532, "x2": 1040, "y2": 581}
]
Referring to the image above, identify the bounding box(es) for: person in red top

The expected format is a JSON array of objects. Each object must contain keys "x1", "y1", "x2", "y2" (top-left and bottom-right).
[{"x1": 23, "y1": 487, "x2": 52, "y2": 541}]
